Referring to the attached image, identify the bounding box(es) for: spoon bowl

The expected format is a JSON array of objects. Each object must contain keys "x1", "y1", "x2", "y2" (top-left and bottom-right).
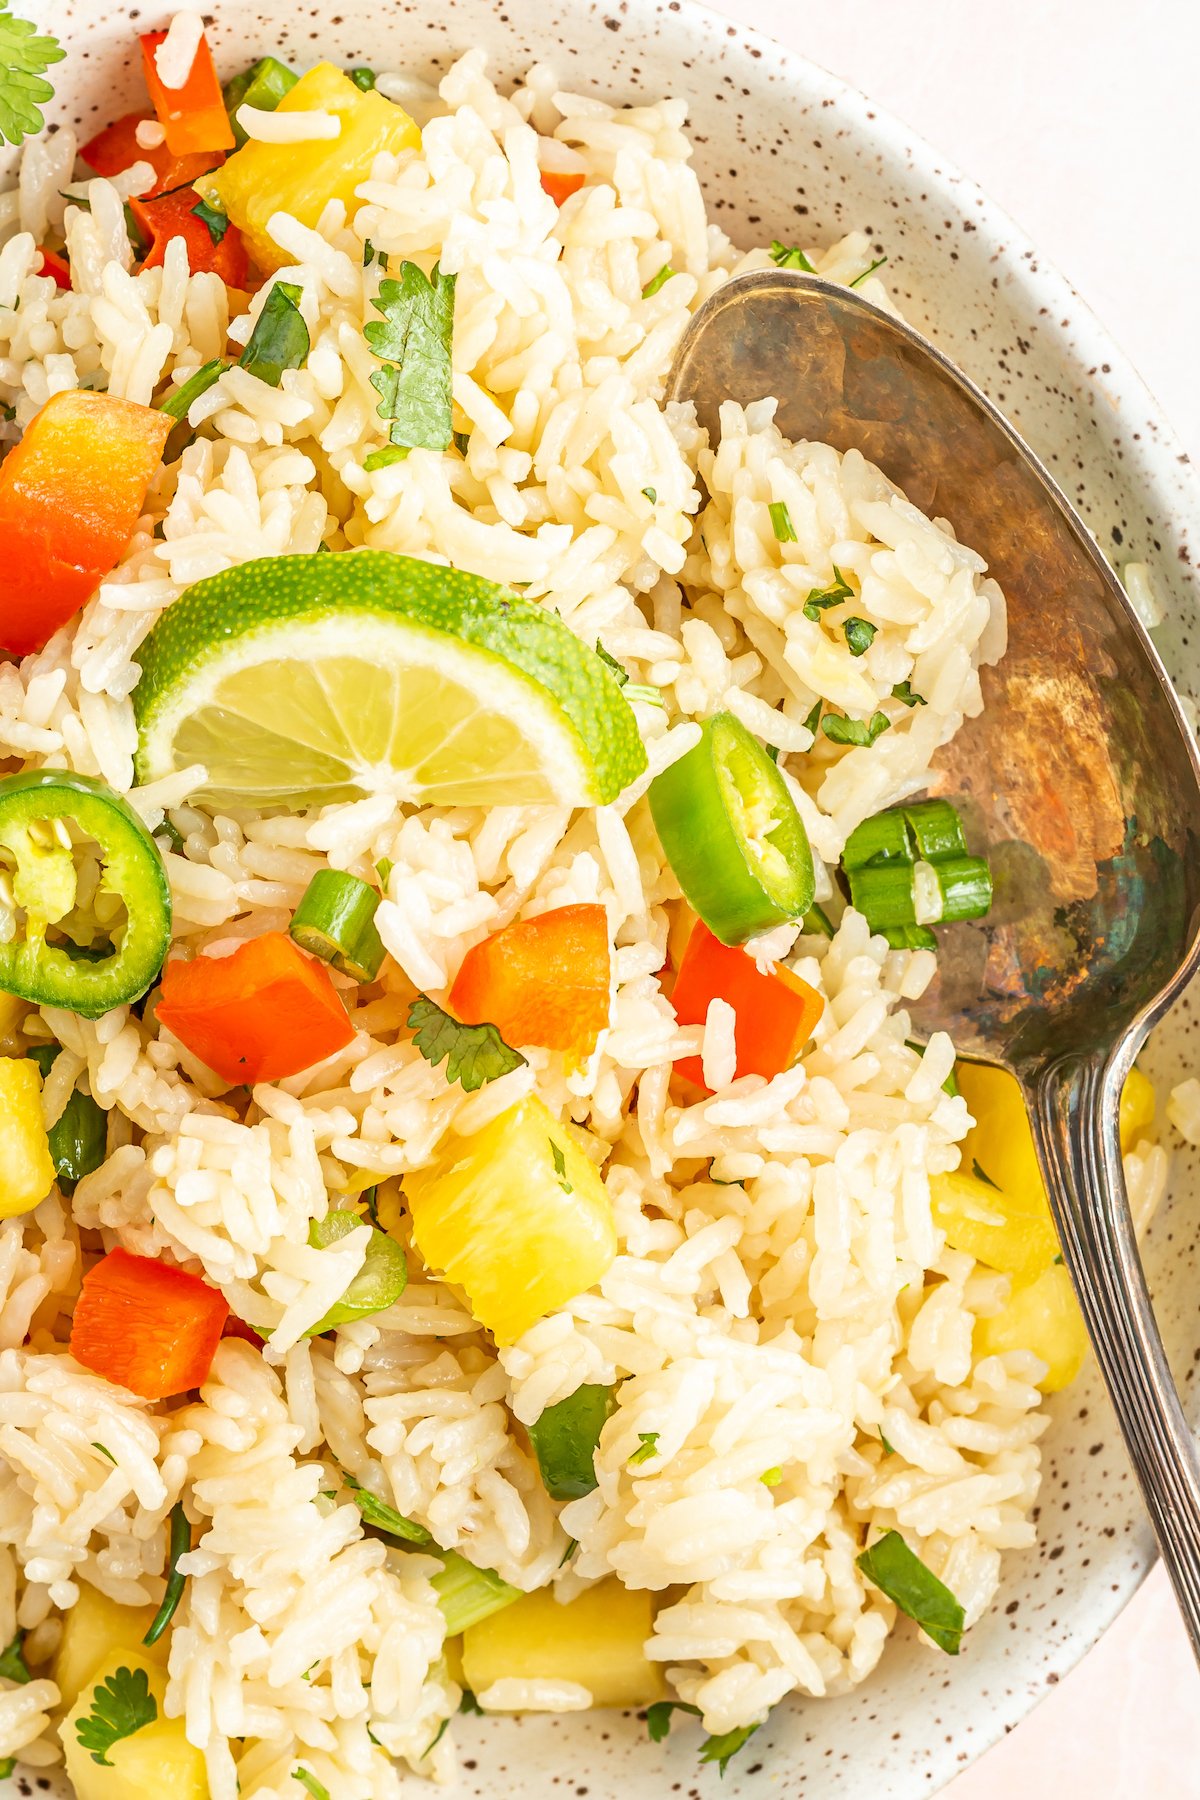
[{"x1": 666, "y1": 268, "x2": 1200, "y2": 1651}]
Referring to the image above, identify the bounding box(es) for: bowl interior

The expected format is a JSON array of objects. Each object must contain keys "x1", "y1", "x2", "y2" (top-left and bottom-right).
[{"x1": 8, "y1": 2, "x2": 1200, "y2": 1795}]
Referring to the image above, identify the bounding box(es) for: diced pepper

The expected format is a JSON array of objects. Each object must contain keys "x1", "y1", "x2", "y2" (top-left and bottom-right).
[
  {"x1": 198, "y1": 62, "x2": 421, "y2": 273},
  {"x1": 0, "y1": 390, "x2": 171, "y2": 656},
  {"x1": 128, "y1": 184, "x2": 249, "y2": 285},
  {"x1": 61, "y1": 1649, "x2": 207, "y2": 1800},
  {"x1": 670, "y1": 920, "x2": 824, "y2": 1090},
  {"x1": 158, "y1": 932, "x2": 353, "y2": 1086},
  {"x1": 528, "y1": 1382, "x2": 616, "y2": 1499},
  {"x1": 405, "y1": 1094, "x2": 617, "y2": 1345},
  {"x1": 541, "y1": 169, "x2": 585, "y2": 206},
  {"x1": 930, "y1": 1168, "x2": 1058, "y2": 1285},
  {"x1": 37, "y1": 246, "x2": 71, "y2": 288},
  {"x1": 52, "y1": 1584, "x2": 169, "y2": 1714},
  {"x1": 448, "y1": 903, "x2": 611, "y2": 1059},
  {"x1": 0, "y1": 1058, "x2": 56, "y2": 1217},
  {"x1": 70, "y1": 1248, "x2": 228, "y2": 1400},
  {"x1": 975, "y1": 1262, "x2": 1088, "y2": 1392},
  {"x1": 223, "y1": 56, "x2": 299, "y2": 149},
  {"x1": 1120, "y1": 1064, "x2": 1155, "y2": 1152},
  {"x1": 139, "y1": 28, "x2": 235, "y2": 159},
  {"x1": 81, "y1": 110, "x2": 224, "y2": 197},
  {"x1": 462, "y1": 1579, "x2": 665, "y2": 1709}
]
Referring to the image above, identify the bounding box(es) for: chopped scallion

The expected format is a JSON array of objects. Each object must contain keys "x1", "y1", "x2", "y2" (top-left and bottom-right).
[
  {"x1": 642, "y1": 263, "x2": 674, "y2": 298},
  {"x1": 769, "y1": 239, "x2": 816, "y2": 273},
  {"x1": 430, "y1": 1549, "x2": 520, "y2": 1635},
  {"x1": 157, "y1": 358, "x2": 227, "y2": 421},
  {"x1": 768, "y1": 499, "x2": 797, "y2": 542},
  {"x1": 143, "y1": 1500, "x2": 190, "y2": 1646},
  {"x1": 289, "y1": 868, "x2": 386, "y2": 981}
]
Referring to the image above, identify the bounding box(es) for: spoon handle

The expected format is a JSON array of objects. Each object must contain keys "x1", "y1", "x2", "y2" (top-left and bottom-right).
[{"x1": 1028, "y1": 1052, "x2": 1200, "y2": 1661}]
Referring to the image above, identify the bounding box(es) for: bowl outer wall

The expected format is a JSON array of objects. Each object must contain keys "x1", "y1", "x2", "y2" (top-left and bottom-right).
[{"x1": 6, "y1": 2, "x2": 1200, "y2": 1795}]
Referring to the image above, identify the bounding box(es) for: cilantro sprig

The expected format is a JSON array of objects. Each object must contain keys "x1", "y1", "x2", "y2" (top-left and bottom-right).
[
  {"x1": 769, "y1": 239, "x2": 815, "y2": 274},
  {"x1": 645, "y1": 1700, "x2": 761, "y2": 1775},
  {"x1": 75, "y1": 1664, "x2": 158, "y2": 1766},
  {"x1": 0, "y1": 2, "x2": 64, "y2": 148},
  {"x1": 240, "y1": 281, "x2": 310, "y2": 387},
  {"x1": 856, "y1": 1529, "x2": 965, "y2": 1654},
  {"x1": 0, "y1": 1631, "x2": 29, "y2": 1684},
  {"x1": 407, "y1": 994, "x2": 526, "y2": 1092},
  {"x1": 364, "y1": 261, "x2": 457, "y2": 457},
  {"x1": 293, "y1": 1770, "x2": 332, "y2": 1800}
]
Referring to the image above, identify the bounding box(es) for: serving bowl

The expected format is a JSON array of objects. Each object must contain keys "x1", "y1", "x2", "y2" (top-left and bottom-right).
[{"x1": 8, "y1": 0, "x2": 1200, "y2": 1794}]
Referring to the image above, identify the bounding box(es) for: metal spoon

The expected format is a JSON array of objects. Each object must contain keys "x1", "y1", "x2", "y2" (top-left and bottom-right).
[{"x1": 666, "y1": 269, "x2": 1200, "y2": 1656}]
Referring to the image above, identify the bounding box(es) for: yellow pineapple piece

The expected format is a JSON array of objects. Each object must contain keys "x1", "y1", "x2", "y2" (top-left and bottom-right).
[
  {"x1": 462, "y1": 1579, "x2": 664, "y2": 1708},
  {"x1": 975, "y1": 1262, "x2": 1088, "y2": 1392},
  {"x1": 0, "y1": 1057, "x2": 56, "y2": 1217},
  {"x1": 930, "y1": 1167, "x2": 1058, "y2": 1285},
  {"x1": 1119, "y1": 1065, "x2": 1156, "y2": 1152},
  {"x1": 405, "y1": 1094, "x2": 616, "y2": 1344},
  {"x1": 61, "y1": 1649, "x2": 207, "y2": 1800},
  {"x1": 52, "y1": 1582, "x2": 168, "y2": 1712},
  {"x1": 199, "y1": 63, "x2": 420, "y2": 272}
]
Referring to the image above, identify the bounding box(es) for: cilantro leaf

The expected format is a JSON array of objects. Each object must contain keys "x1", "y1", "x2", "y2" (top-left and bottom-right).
[
  {"x1": 821, "y1": 709, "x2": 891, "y2": 748},
  {"x1": 879, "y1": 1432, "x2": 896, "y2": 1457},
  {"x1": 842, "y1": 616, "x2": 876, "y2": 657},
  {"x1": 239, "y1": 281, "x2": 310, "y2": 387},
  {"x1": 891, "y1": 680, "x2": 926, "y2": 708},
  {"x1": 365, "y1": 261, "x2": 456, "y2": 455},
  {"x1": 0, "y1": 1631, "x2": 28, "y2": 1684},
  {"x1": 768, "y1": 500, "x2": 797, "y2": 543},
  {"x1": 801, "y1": 697, "x2": 822, "y2": 736},
  {"x1": 642, "y1": 263, "x2": 674, "y2": 298},
  {"x1": 849, "y1": 254, "x2": 888, "y2": 288},
  {"x1": 802, "y1": 567, "x2": 853, "y2": 622},
  {"x1": 646, "y1": 1699, "x2": 700, "y2": 1743},
  {"x1": 596, "y1": 642, "x2": 629, "y2": 686},
  {"x1": 700, "y1": 1720, "x2": 761, "y2": 1774},
  {"x1": 407, "y1": 995, "x2": 526, "y2": 1092},
  {"x1": 549, "y1": 1139, "x2": 573, "y2": 1194},
  {"x1": 856, "y1": 1529, "x2": 964, "y2": 1654},
  {"x1": 362, "y1": 238, "x2": 389, "y2": 270},
  {"x1": 342, "y1": 1472, "x2": 432, "y2": 1545},
  {"x1": 769, "y1": 239, "x2": 815, "y2": 273},
  {"x1": 75, "y1": 1664, "x2": 158, "y2": 1766},
  {"x1": 293, "y1": 1770, "x2": 332, "y2": 1800},
  {"x1": 628, "y1": 1431, "x2": 659, "y2": 1466},
  {"x1": 459, "y1": 1688, "x2": 483, "y2": 1714},
  {"x1": 191, "y1": 197, "x2": 229, "y2": 247},
  {"x1": 0, "y1": 3, "x2": 64, "y2": 148},
  {"x1": 971, "y1": 1158, "x2": 1001, "y2": 1190}
]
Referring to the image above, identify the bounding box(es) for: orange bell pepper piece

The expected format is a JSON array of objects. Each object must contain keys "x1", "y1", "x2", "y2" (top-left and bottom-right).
[
  {"x1": 448, "y1": 903, "x2": 612, "y2": 1058},
  {"x1": 139, "y1": 28, "x2": 235, "y2": 159},
  {"x1": 36, "y1": 247, "x2": 71, "y2": 289},
  {"x1": 70, "y1": 1247, "x2": 229, "y2": 1400},
  {"x1": 129, "y1": 185, "x2": 249, "y2": 286},
  {"x1": 670, "y1": 920, "x2": 824, "y2": 1090},
  {"x1": 0, "y1": 390, "x2": 171, "y2": 657},
  {"x1": 158, "y1": 932, "x2": 355, "y2": 1085},
  {"x1": 81, "y1": 109, "x2": 224, "y2": 197},
  {"x1": 541, "y1": 169, "x2": 585, "y2": 207}
]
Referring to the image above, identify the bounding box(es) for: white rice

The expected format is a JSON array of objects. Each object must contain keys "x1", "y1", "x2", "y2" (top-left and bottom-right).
[{"x1": 0, "y1": 37, "x2": 1174, "y2": 1798}]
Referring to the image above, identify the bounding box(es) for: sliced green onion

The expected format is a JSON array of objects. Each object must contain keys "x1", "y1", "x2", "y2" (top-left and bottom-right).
[
  {"x1": 842, "y1": 808, "x2": 915, "y2": 870},
  {"x1": 768, "y1": 500, "x2": 797, "y2": 542},
  {"x1": 903, "y1": 799, "x2": 968, "y2": 862},
  {"x1": 431, "y1": 1551, "x2": 520, "y2": 1635},
  {"x1": 143, "y1": 1501, "x2": 190, "y2": 1646},
  {"x1": 528, "y1": 1383, "x2": 617, "y2": 1500},
  {"x1": 157, "y1": 358, "x2": 227, "y2": 421},
  {"x1": 642, "y1": 485, "x2": 657, "y2": 503},
  {"x1": 623, "y1": 683, "x2": 663, "y2": 708},
  {"x1": 224, "y1": 56, "x2": 299, "y2": 147},
  {"x1": 375, "y1": 857, "x2": 394, "y2": 889},
  {"x1": 342, "y1": 1470, "x2": 430, "y2": 1543},
  {"x1": 642, "y1": 263, "x2": 674, "y2": 298},
  {"x1": 364, "y1": 444, "x2": 408, "y2": 472},
  {"x1": 305, "y1": 1211, "x2": 408, "y2": 1334},
  {"x1": 925, "y1": 854, "x2": 993, "y2": 924},
  {"x1": 290, "y1": 869, "x2": 386, "y2": 981},
  {"x1": 842, "y1": 800, "x2": 991, "y2": 945},
  {"x1": 769, "y1": 239, "x2": 816, "y2": 273},
  {"x1": 239, "y1": 282, "x2": 309, "y2": 388},
  {"x1": 886, "y1": 923, "x2": 938, "y2": 950},
  {"x1": 26, "y1": 1042, "x2": 108, "y2": 1194},
  {"x1": 348, "y1": 67, "x2": 377, "y2": 90},
  {"x1": 802, "y1": 903, "x2": 835, "y2": 938},
  {"x1": 842, "y1": 862, "x2": 919, "y2": 932},
  {"x1": 647, "y1": 710, "x2": 815, "y2": 945}
]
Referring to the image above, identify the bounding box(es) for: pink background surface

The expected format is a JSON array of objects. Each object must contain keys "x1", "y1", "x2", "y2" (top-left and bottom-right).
[{"x1": 698, "y1": 0, "x2": 1200, "y2": 1791}]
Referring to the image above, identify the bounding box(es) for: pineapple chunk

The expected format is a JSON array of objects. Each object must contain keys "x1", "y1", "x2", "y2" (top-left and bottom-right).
[
  {"x1": 406, "y1": 1095, "x2": 616, "y2": 1344},
  {"x1": 930, "y1": 1168, "x2": 1058, "y2": 1285},
  {"x1": 956, "y1": 1061, "x2": 1047, "y2": 1207},
  {"x1": 61, "y1": 1649, "x2": 207, "y2": 1800},
  {"x1": 975, "y1": 1263, "x2": 1088, "y2": 1392},
  {"x1": 462, "y1": 1579, "x2": 664, "y2": 1708},
  {"x1": 52, "y1": 1582, "x2": 167, "y2": 1711},
  {"x1": 1119, "y1": 1065, "x2": 1156, "y2": 1152},
  {"x1": 0, "y1": 1056, "x2": 55, "y2": 1216},
  {"x1": 199, "y1": 63, "x2": 421, "y2": 272}
]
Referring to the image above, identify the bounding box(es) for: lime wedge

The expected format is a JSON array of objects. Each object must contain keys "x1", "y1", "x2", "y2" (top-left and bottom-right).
[{"x1": 132, "y1": 551, "x2": 647, "y2": 810}]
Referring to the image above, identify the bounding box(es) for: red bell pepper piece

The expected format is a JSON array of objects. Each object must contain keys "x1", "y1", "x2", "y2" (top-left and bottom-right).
[
  {"x1": 541, "y1": 169, "x2": 585, "y2": 207},
  {"x1": 81, "y1": 108, "x2": 224, "y2": 197},
  {"x1": 158, "y1": 932, "x2": 355, "y2": 1085},
  {"x1": 670, "y1": 921, "x2": 825, "y2": 1090},
  {"x1": 0, "y1": 390, "x2": 171, "y2": 657},
  {"x1": 139, "y1": 27, "x2": 235, "y2": 159},
  {"x1": 36, "y1": 247, "x2": 71, "y2": 289},
  {"x1": 129, "y1": 185, "x2": 249, "y2": 286},
  {"x1": 449, "y1": 903, "x2": 612, "y2": 1058},
  {"x1": 70, "y1": 1247, "x2": 229, "y2": 1400}
]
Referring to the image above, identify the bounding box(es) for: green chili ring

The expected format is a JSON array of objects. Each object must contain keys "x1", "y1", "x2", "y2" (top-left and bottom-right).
[
  {"x1": 647, "y1": 710, "x2": 815, "y2": 946},
  {"x1": 0, "y1": 769, "x2": 172, "y2": 1020}
]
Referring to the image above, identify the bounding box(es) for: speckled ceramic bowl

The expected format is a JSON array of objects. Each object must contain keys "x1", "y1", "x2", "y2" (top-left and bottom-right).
[{"x1": 7, "y1": 3, "x2": 1200, "y2": 1797}]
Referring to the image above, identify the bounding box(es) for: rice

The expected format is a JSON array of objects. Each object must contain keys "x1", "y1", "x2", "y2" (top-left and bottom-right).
[{"x1": 0, "y1": 32, "x2": 1175, "y2": 1797}]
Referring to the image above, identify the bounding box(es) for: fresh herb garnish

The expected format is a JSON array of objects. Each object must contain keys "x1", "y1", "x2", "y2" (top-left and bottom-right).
[
  {"x1": 423, "y1": 1716, "x2": 452, "y2": 1757},
  {"x1": 549, "y1": 1139, "x2": 573, "y2": 1194},
  {"x1": 559, "y1": 1537, "x2": 579, "y2": 1566},
  {"x1": 143, "y1": 1500, "x2": 190, "y2": 1646},
  {"x1": 596, "y1": 642, "x2": 628, "y2": 686},
  {"x1": 364, "y1": 261, "x2": 456, "y2": 456},
  {"x1": 91, "y1": 1440, "x2": 117, "y2": 1463},
  {"x1": 239, "y1": 281, "x2": 310, "y2": 387},
  {"x1": 75, "y1": 1664, "x2": 158, "y2": 1766},
  {"x1": 801, "y1": 697, "x2": 823, "y2": 736},
  {"x1": 642, "y1": 485, "x2": 657, "y2": 503},
  {"x1": 157, "y1": 358, "x2": 226, "y2": 421},
  {"x1": 362, "y1": 238, "x2": 389, "y2": 270},
  {"x1": 842, "y1": 616, "x2": 876, "y2": 657},
  {"x1": 0, "y1": 1759, "x2": 12, "y2": 1779},
  {"x1": 0, "y1": 1632, "x2": 28, "y2": 1684},
  {"x1": 0, "y1": 2, "x2": 64, "y2": 147},
  {"x1": 879, "y1": 1432, "x2": 896, "y2": 1457},
  {"x1": 191, "y1": 196, "x2": 228, "y2": 246},
  {"x1": 292, "y1": 1770, "x2": 332, "y2": 1800},
  {"x1": 60, "y1": 187, "x2": 90, "y2": 210},
  {"x1": 850, "y1": 255, "x2": 889, "y2": 288},
  {"x1": 459, "y1": 1688, "x2": 483, "y2": 1714},
  {"x1": 892, "y1": 680, "x2": 925, "y2": 707},
  {"x1": 759, "y1": 1466, "x2": 782, "y2": 1487},
  {"x1": 768, "y1": 500, "x2": 797, "y2": 543},
  {"x1": 971, "y1": 1158, "x2": 1001, "y2": 1190},
  {"x1": 769, "y1": 239, "x2": 816, "y2": 273},
  {"x1": 856, "y1": 1529, "x2": 964, "y2": 1654},
  {"x1": 642, "y1": 263, "x2": 674, "y2": 298},
  {"x1": 348, "y1": 67, "x2": 376, "y2": 90},
  {"x1": 628, "y1": 1431, "x2": 659, "y2": 1466},
  {"x1": 802, "y1": 567, "x2": 853, "y2": 622},
  {"x1": 375, "y1": 857, "x2": 394, "y2": 888},
  {"x1": 363, "y1": 444, "x2": 409, "y2": 472},
  {"x1": 821, "y1": 709, "x2": 891, "y2": 748},
  {"x1": 700, "y1": 1721, "x2": 761, "y2": 1775},
  {"x1": 646, "y1": 1699, "x2": 701, "y2": 1742},
  {"x1": 342, "y1": 1471, "x2": 433, "y2": 1545},
  {"x1": 407, "y1": 995, "x2": 526, "y2": 1092}
]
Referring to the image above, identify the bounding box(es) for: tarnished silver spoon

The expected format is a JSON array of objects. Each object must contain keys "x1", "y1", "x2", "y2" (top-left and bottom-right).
[{"x1": 666, "y1": 269, "x2": 1200, "y2": 1655}]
